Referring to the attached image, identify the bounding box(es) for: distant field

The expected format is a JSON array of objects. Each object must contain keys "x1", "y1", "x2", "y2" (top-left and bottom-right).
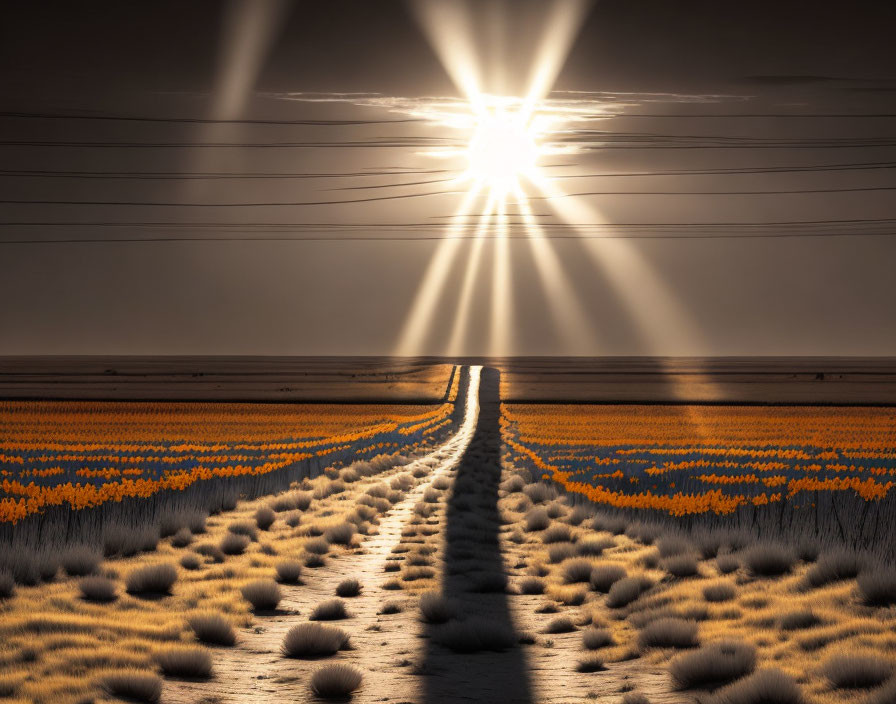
[
  {"x1": 503, "y1": 403, "x2": 896, "y2": 554},
  {"x1": 0, "y1": 395, "x2": 457, "y2": 525}
]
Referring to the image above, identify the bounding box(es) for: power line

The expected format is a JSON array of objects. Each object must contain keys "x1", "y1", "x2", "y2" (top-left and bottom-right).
[
  {"x1": 0, "y1": 111, "x2": 421, "y2": 125},
  {"x1": 2, "y1": 185, "x2": 895, "y2": 208}
]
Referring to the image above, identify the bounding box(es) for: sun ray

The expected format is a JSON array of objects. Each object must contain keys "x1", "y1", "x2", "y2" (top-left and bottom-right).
[
  {"x1": 488, "y1": 197, "x2": 512, "y2": 356},
  {"x1": 394, "y1": 182, "x2": 483, "y2": 356}
]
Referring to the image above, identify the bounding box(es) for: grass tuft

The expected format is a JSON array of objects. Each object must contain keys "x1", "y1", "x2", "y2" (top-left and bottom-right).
[
  {"x1": 711, "y1": 668, "x2": 803, "y2": 704},
  {"x1": 419, "y1": 591, "x2": 457, "y2": 624},
  {"x1": 821, "y1": 653, "x2": 892, "y2": 689},
  {"x1": 336, "y1": 578, "x2": 362, "y2": 597},
  {"x1": 155, "y1": 646, "x2": 213, "y2": 679},
  {"x1": 669, "y1": 640, "x2": 756, "y2": 689},
  {"x1": 703, "y1": 581, "x2": 737, "y2": 603},
  {"x1": 742, "y1": 544, "x2": 795, "y2": 578},
  {"x1": 187, "y1": 612, "x2": 236, "y2": 646},
  {"x1": 282, "y1": 622, "x2": 350, "y2": 657},
  {"x1": 310, "y1": 663, "x2": 363, "y2": 698},
  {"x1": 255, "y1": 506, "x2": 276, "y2": 531},
  {"x1": 310, "y1": 598, "x2": 349, "y2": 621},
  {"x1": 858, "y1": 569, "x2": 896, "y2": 607},
  {"x1": 99, "y1": 669, "x2": 162, "y2": 703},
  {"x1": 545, "y1": 616, "x2": 577, "y2": 634},
  {"x1": 803, "y1": 549, "x2": 862, "y2": 588},
  {"x1": 79, "y1": 575, "x2": 118, "y2": 602},
  {"x1": 276, "y1": 560, "x2": 303, "y2": 584},
  {"x1": 126, "y1": 563, "x2": 177, "y2": 595},
  {"x1": 241, "y1": 579, "x2": 281, "y2": 611},
  {"x1": 637, "y1": 617, "x2": 699, "y2": 650}
]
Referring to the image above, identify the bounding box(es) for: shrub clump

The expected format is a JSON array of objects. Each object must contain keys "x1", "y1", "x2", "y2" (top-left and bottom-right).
[
  {"x1": 779, "y1": 609, "x2": 820, "y2": 631},
  {"x1": 99, "y1": 670, "x2": 162, "y2": 703},
  {"x1": 583, "y1": 627, "x2": 614, "y2": 650},
  {"x1": 336, "y1": 578, "x2": 362, "y2": 597},
  {"x1": 576, "y1": 656, "x2": 605, "y2": 673},
  {"x1": 79, "y1": 575, "x2": 117, "y2": 602},
  {"x1": 310, "y1": 598, "x2": 348, "y2": 621},
  {"x1": 0, "y1": 572, "x2": 15, "y2": 599},
  {"x1": 419, "y1": 592, "x2": 457, "y2": 624},
  {"x1": 324, "y1": 522, "x2": 356, "y2": 546},
  {"x1": 220, "y1": 533, "x2": 250, "y2": 556},
  {"x1": 310, "y1": 663, "x2": 363, "y2": 698},
  {"x1": 606, "y1": 576, "x2": 650, "y2": 608},
  {"x1": 518, "y1": 577, "x2": 545, "y2": 595},
  {"x1": 155, "y1": 646, "x2": 213, "y2": 679},
  {"x1": 187, "y1": 612, "x2": 236, "y2": 646},
  {"x1": 255, "y1": 506, "x2": 276, "y2": 531},
  {"x1": 669, "y1": 640, "x2": 756, "y2": 689},
  {"x1": 821, "y1": 653, "x2": 892, "y2": 689},
  {"x1": 62, "y1": 546, "x2": 101, "y2": 577},
  {"x1": 663, "y1": 554, "x2": 700, "y2": 579},
  {"x1": 742, "y1": 545, "x2": 795, "y2": 578},
  {"x1": 577, "y1": 538, "x2": 615, "y2": 557},
  {"x1": 276, "y1": 560, "x2": 302, "y2": 584},
  {"x1": 562, "y1": 559, "x2": 594, "y2": 584},
  {"x1": 241, "y1": 579, "x2": 281, "y2": 611},
  {"x1": 803, "y1": 549, "x2": 862, "y2": 589},
  {"x1": 590, "y1": 564, "x2": 627, "y2": 593},
  {"x1": 434, "y1": 618, "x2": 517, "y2": 653},
  {"x1": 703, "y1": 581, "x2": 737, "y2": 603},
  {"x1": 525, "y1": 508, "x2": 551, "y2": 532},
  {"x1": 542, "y1": 524, "x2": 574, "y2": 544},
  {"x1": 711, "y1": 669, "x2": 803, "y2": 704},
  {"x1": 858, "y1": 568, "x2": 896, "y2": 607},
  {"x1": 637, "y1": 618, "x2": 699, "y2": 650},
  {"x1": 126, "y1": 564, "x2": 177, "y2": 595},
  {"x1": 545, "y1": 616, "x2": 577, "y2": 634},
  {"x1": 282, "y1": 622, "x2": 350, "y2": 657}
]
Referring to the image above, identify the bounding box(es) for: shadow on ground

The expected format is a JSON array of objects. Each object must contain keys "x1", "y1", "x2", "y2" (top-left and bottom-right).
[{"x1": 422, "y1": 366, "x2": 534, "y2": 704}]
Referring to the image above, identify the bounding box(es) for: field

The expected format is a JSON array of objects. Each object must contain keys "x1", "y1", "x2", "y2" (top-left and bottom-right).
[{"x1": 1, "y1": 364, "x2": 896, "y2": 704}]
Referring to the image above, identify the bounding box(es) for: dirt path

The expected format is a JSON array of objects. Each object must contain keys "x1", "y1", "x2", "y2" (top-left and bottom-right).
[
  {"x1": 163, "y1": 364, "x2": 686, "y2": 704},
  {"x1": 162, "y1": 367, "x2": 482, "y2": 704}
]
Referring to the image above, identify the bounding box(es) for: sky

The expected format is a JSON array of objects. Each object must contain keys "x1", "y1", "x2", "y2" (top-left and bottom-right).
[{"x1": 0, "y1": 0, "x2": 895, "y2": 357}]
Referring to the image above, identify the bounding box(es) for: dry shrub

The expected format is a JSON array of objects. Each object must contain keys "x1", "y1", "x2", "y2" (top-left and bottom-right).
[
  {"x1": 545, "y1": 616, "x2": 577, "y2": 634},
  {"x1": 285, "y1": 511, "x2": 302, "y2": 528},
  {"x1": 403, "y1": 566, "x2": 435, "y2": 581},
  {"x1": 607, "y1": 576, "x2": 649, "y2": 608},
  {"x1": 576, "y1": 655, "x2": 605, "y2": 673},
  {"x1": 548, "y1": 544, "x2": 577, "y2": 564},
  {"x1": 193, "y1": 543, "x2": 225, "y2": 563},
  {"x1": 621, "y1": 694, "x2": 650, "y2": 704},
  {"x1": 434, "y1": 618, "x2": 517, "y2": 653},
  {"x1": 523, "y1": 482, "x2": 556, "y2": 504},
  {"x1": 155, "y1": 646, "x2": 212, "y2": 679},
  {"x1": 310, "y1": 598, "x2": 348, "y2": 621},
  {"x1": 170, "y1": 527, "x2": 193, "y2": 548},
  {"x1": 241, "y1": 579, "x2": 281, "y2": 611},
  {"x1": 716, "y1": 553, "x2": 740, "y2": 574},
  {"x1": 742, "y1": 545, "x2": 794, "y2": 577},
  {"x1": 519, "y1": 577, "x2": 545, "y2": 595},
  {"x1": 99, "y1": 670, "x2": 162, "y2": 703},
  {"x1": 866, "y1": 680, "x2": 896, "y2": 704},
  {"x1": 255, "y1": 506, "x2": 276, "y2": 531},
  {"x1": 379, "y1": 600, "x2": 402, "y2": 614},
  {"x1": 858, "y1": 568, "x2": 896, "y2": 606},
  {"x1": 0, "y1": 572, "x2": 14, "y2": 599},
  {"x1": 382, "y1": 578, "x2": 401, "y2": 590},
  {"x1": 304, "y1": 537, "x2": 330, "y2": 555},
  {"x1": 779, "y1": 609, "x2": 820, "y2": 631},
  {"x1": 276, "y1": 560, "x2": 303, "y2": 584},
  {"x1": 669, "y1": 640, "x2": 756, "y2": 689},
  {"x1": 663, "y1": 554, "x2": 700, "y2": 579},
  {"x1": 423, "y1": 487, "x2": 441, "y2": 503},
  {"x1": 62, "y1": 546, "x2": 101, "y2": 577},
  {"x1": 703, "y1": 581, "x2": 737, "y2": 603},
  {"x1": 324, "y1": 522, "x2": 356, "y2": 545},
  {"x1": 126, "y1": 563, "x2": 177, "y2": 595},
  {"x1": 590, "y1": 564, "x2": 627, "y2": 593},
  {"x1": 542, "y1": 524, "x2": 574, "y2": 544},
  {"x1": 583, "y1": 627, "x2": 614, "y2": 649},
  {"x1": 281, "y1": 623, "x2": 350, "y2": 657},
  {"x1": 220, "y1": 533, "x2": 250, "y2": 556},
  {"x1": 657, "y1": 536, "x2": 693, "y2": 558},
  {"x1": 637, "y1": 618, "x2": 699, "y2": 650},
  {"x1": 821, "y1": 653, "x2": 892, "y2": 689},
  {"x1": 419, "y1": 591, "x2": 457, "y2": 624},
  {"x1": 577, "y1": 538, "x2": 615, "y2": 557},
  {"x1": 227, "y1": 520, "x2": 257, "y2": 539},
  {"x1": 563, "y1": 559, "x2": 595, "y2": 584},
  {"x1": 468, "y1": 571, "x2": 508, "y2": 593},
  {"x1": 804, "y1": 549, "x2": 862, "y2": 588},
  {"x1": 79, "y1": 575, "x2": 117, "y2": 602},
  {"x1": 525, "y1": 508, "x2": 551, "y2": 532},
  {"x1": 336, "y1": 578, "x2": 362, "y2": 597},
  {"x1": 501, "y1": 475, "x2": 526, "y2": 493},
  {"x1": 711, "y1": 669, "x2": 803, "y2": 704},
  {"x1": 306, "y1": 553, "x2": 326, "y2": 568},
  {"x1": 187, "y1": 612, "x2": 236, "y2": 646},
  {"x1": 310, "y1": 663, "x2": 363, "y2": 698},
  {"x1": 566, "y1": 506, "x2": 592, "y2": 526}
]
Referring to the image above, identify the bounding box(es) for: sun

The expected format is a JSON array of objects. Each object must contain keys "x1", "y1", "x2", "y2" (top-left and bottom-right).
[{"x1": 465, "y1": 107, "x2": 540, "y2": 198}]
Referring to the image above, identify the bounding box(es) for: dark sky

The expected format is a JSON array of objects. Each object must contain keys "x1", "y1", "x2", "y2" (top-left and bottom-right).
[{"x1": 1, "y1": 0, "x2": 894, "y2": 356}]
